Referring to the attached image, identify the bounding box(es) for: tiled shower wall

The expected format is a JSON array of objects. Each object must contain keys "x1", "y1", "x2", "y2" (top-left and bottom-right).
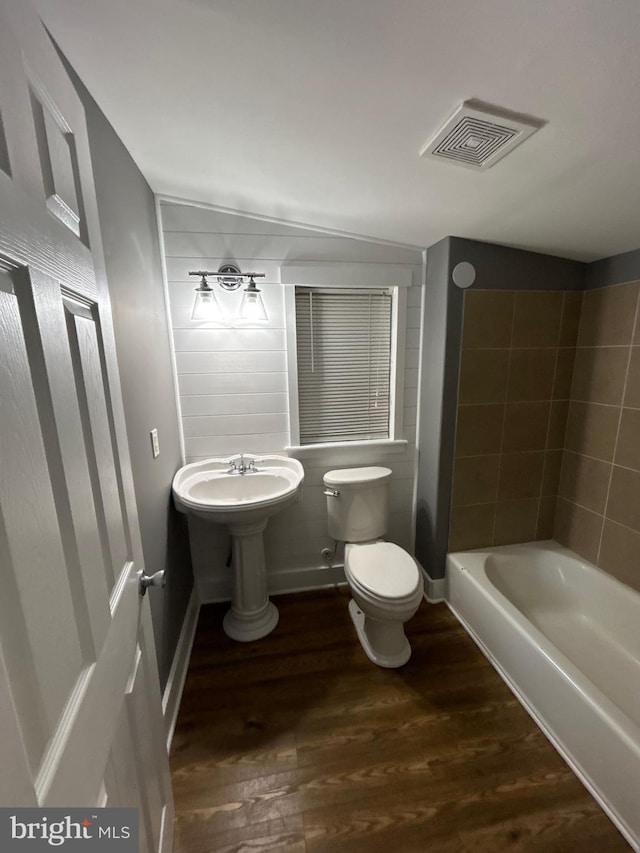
[
  {"x1": 449, "y1": 289, "x2": 582, "y2": 551},
  {"x1": 554, "y1": 280, "x2": 640, "y2": 593}
]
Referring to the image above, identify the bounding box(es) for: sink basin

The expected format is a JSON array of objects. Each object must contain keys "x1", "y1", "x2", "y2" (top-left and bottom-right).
[
  {"x1": 173, "y1": 455, "x2": 304, "y2": 524},
  {"x1": 172, "y1": 454, "x2": 305, "y2": 643}
]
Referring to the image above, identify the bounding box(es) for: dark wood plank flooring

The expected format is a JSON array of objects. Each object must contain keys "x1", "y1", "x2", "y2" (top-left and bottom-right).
[{"x1": 170, "y1": 587, "x2": 629, "y2": 852}]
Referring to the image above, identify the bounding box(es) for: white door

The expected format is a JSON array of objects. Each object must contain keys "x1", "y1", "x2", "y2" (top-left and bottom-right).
[{"x1": 0, "y1": 2, "x2": 174, "y2": 850}]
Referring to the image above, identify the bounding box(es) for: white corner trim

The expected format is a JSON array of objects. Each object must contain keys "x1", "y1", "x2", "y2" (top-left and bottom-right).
[
  {"x1": 155, "y1": 197, "x2": 185, "y2": 464},
  {"x1": 416, "y1": 560, "x2": 446, "y2": 602},
  {"x1": 162, "y1": 589, "x2": 200, "y2": 752}
]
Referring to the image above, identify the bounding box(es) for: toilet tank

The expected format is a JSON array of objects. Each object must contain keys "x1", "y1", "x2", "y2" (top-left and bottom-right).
[{"x1": 323, "y1": 466, "x2": 392, "y2": 542}]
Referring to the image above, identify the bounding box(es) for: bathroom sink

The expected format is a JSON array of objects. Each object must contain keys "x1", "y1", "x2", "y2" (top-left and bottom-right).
[
  {"x1": 173, "y1": 454, "x2": 304, "y2": 642},
  {"x1": 172, "y1": 455, "x2": 304, "y2": 524}
]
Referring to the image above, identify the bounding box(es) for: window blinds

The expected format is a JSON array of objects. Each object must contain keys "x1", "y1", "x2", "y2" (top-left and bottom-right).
[{"x1": 295, "y1": 287, "x2": 392, "y2": 444}]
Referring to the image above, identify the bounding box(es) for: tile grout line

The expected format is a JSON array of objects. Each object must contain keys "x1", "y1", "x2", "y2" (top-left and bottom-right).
[
  {"x1": 595, "y1": 284, "x2": 640, "y2": 566},
  {"x1": 490, "y1": 294, "x2": 517, "y2": 546},
  {"x1": 537, "y1": 292, "x2": 566, "y2": 538},
  {"x1": 448, "y1": 291, "x2": 467, "y2": 548},
  {"x1": 560, "y1": 449, "x2": 640, "y2": 475},
  {"x1": 459, "y1": 344, "x2": 636, "y2": 352},
  {"x1": 556, "y1": 496, "x2": 640, "y2": 538},
  {"x1": 455, "y1": 399, "x2": 638, "y2": 409}
]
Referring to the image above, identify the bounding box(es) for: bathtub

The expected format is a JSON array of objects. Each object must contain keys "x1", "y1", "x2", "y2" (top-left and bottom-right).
[{"x1": 446, "y1": 540, "x2": 640, "y2": 850}]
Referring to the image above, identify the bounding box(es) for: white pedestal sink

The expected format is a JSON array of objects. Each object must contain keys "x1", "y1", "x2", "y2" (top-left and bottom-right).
[{"x1": 172, "y1": 455, "x2": 304, "y2": 641}]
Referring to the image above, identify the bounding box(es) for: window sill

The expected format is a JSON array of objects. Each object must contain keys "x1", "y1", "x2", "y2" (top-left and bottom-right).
[{"x1": 285, "y1": 439, "x2": 408, "y2": 460}]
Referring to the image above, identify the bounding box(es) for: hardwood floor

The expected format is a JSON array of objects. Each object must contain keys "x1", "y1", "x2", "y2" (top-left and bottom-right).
[{"x1": 170, "y1": 587, "x2": 629, "y2": 852}]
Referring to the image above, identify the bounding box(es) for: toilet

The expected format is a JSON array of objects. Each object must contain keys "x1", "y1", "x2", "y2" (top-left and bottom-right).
[{"x1": 323, "y1": 466, "x2": 424, "y2": 668}]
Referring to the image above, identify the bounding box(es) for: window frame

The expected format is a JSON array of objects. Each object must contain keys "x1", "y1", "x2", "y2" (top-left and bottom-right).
[{"x1": 284, "y1": 283, "x2": 407, "y2": 450}]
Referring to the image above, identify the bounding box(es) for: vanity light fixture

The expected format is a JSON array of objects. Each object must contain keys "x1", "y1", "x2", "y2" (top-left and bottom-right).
[
  {"x1": 190, "y1": 272, "x2": 225, "y2": 323},
  {"x1": 238, "y1": 276, "x2": 269, "y2": 323},
  {"x1": 189, "y1": 265, "x2": 268, "y2": 324}
]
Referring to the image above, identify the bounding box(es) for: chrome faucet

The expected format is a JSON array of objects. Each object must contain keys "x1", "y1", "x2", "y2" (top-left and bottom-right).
[{"x1": 227, "y1": 454, "x2": 257, "y2": 475}]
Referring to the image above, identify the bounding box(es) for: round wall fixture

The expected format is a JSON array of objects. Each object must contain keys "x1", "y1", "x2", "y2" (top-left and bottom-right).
[
  {"x1": 452, "y1": 261, "x2": 476, "y2": 289},
  {"x1": 217, "y1": 264, "x2": 244, "y2": 291}
]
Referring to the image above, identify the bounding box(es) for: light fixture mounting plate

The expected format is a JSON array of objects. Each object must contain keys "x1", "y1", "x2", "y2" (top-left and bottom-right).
[{"x1": 217, "y1": 263, "x2": 243, "y2": 291}]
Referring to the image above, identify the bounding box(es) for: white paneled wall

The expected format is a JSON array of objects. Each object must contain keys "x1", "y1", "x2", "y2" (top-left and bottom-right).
[{"x1": 161, "y1": 202, "x2": 424, "y2": 600}]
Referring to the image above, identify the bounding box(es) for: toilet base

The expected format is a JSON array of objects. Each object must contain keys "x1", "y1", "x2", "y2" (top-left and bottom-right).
[{"x1": 348, "y1": 598, "x2": 412, "y2": 668}]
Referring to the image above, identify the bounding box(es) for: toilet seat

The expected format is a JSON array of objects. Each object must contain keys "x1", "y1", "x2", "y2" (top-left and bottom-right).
[{"x1": 345, "y1": 541, "x2": 421, "y2": 602}]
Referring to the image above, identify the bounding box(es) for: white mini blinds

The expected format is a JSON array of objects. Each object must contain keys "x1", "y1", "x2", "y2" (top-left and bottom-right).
[{"x1": 294, "y1": 287, "x2": 392, "y2": 444}]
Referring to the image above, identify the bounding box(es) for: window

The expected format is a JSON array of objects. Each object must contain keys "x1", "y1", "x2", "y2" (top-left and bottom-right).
[{"x1": 293, "y1": 287, "x2": 392, "y2": 444}]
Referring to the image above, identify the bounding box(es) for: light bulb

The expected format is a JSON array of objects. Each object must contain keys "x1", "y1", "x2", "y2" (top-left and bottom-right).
[
  {"x1": 237, "y1": 285, "x2": 268, "y2": 323},
  {"x1": 191, "y1": 288, "x2": 225, "y2": 324}
]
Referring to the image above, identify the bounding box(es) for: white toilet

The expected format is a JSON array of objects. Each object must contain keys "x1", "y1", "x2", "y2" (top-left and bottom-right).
[{"x1": 323, "y1": 466, "x2": 424, "y2": 668}]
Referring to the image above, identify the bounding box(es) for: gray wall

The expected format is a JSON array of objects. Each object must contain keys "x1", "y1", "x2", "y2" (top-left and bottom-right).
[
  {"x1": 448, "y1": 238, "x2": 584, "y2": 291},
  {"x1": 585, "y1": 246, "x2": 640, "y2": 289},
  {"x1": 62, "y1": 57, "x2": 193, "y2": 690}
]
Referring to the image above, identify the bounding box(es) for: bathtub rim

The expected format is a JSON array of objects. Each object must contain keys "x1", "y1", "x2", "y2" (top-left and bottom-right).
[
  {"x1": 446, "y1": 540, "x2": 640, "y2": 852},
  {"x1": 448, "y1": 540, "x2": 640, "y2": 742}
]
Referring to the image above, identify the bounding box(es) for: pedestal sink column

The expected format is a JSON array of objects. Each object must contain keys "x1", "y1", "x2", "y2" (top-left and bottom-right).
[{"x1": 223, "y1": 518, "x2": 279, "y2": 641}]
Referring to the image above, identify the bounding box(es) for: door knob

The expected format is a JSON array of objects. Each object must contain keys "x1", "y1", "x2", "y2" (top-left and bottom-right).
[{"x1": 139, "y1": 569, "x2": 166, "y2": 596}]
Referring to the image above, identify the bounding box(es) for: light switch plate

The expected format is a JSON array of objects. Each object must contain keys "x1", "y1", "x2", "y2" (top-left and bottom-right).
[{"x1": 150, "y1": 428, "x2": 160, "y2": 458}]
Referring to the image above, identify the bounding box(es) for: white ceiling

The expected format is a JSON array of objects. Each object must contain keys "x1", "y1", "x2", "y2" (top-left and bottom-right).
[{"x1": 33, "y1": 0, "x2": 640, "y2": 261}]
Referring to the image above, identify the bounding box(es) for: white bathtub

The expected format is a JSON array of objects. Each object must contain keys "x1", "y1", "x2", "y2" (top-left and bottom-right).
[{"x1": 446, "y1": 540, "x2": 640, "y2": 850}]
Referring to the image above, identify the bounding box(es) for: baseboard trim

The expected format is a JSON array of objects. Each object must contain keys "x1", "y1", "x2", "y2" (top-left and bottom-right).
[
  {"x1": 196, "y1": 561, "x2": 446, "y2": 605},
  {"x1": 197, "y1": 564, "x2": 347, "y2": 604},
  {"x1": 416, "y1": 560, "x2": 445, "y2": 602},
  {"x1": 162, "y1": 589, "x2": 200, "y2": 752}
]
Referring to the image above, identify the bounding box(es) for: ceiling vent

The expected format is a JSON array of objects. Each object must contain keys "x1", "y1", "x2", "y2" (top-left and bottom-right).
[{"x1": 420, "y1": 99, "x2": 544, "y2": 170}]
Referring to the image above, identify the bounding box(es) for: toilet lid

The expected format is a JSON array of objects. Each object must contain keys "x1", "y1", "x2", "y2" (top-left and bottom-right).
[{"x1": 347, "y1": 542, "x2": 420, "y2": 600}]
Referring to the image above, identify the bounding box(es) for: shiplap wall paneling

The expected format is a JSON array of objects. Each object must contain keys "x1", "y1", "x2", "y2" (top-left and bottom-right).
[{"x1": 161, "y1": 201, "x2": 423, "y2": 599}]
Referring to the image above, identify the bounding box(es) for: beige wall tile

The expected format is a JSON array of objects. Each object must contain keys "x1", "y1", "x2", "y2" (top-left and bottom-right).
[
  {"x1": 462, "y1": 290, "x2": 514, "y2": 349},
  {"x1": 541, "y1": 450, "x2": 563, "y2": 495},
  {"x1": 623, "y1": 346, "x2": 640, "y2": 408},
  {"x1": 458, "y1": 349, "x2": 509, "y2": 404},
  {"x1": 558, "y1": 451, "x2": 611, "y2": 514},
  {"x1": 553, "y1": 348, "x2": 576, "y2": 400},
  {"x1": 553, "y1": 498, "x2": 602, "y2": 564},
  {"x1": 448, "y1": 503, "x2": 495, "y2": 551},
  {"x1": 564, "y1": 401, "x2": 619, "y2": 461},
  {"x1": 503, "y1": 402, "x2": 550, "y2": 452},
  {"x1": 546, "y1": 400, "x2": 570, "y2": 449},
  {"x1": 512, "y1": 292, "x2": 563, "y2": 348},
  {"x1": 507, "y1": 349, "x2": 556, "y2": 401},
  {"x1": 614, "y1": 408, "x2": 640, "y2": 471},
  {"x1": 455, "y1": 404, "x2": 504, "y2": 457},
  {"x1": 558, "y1": 291, "x2": 583, "y2": 347},
  {"x1": 493, "y1": 499, "x2": 539, "y2": 546},
  {"x1": 452, "y1": 455, "x2": 500, "y2": 507},
  {"x1": 598, "y1": 520, "x2": 640, "y2": 594},
  {"x1": 577, "y1": 281, "x2": 639, "y2": 347},
  {"x1": 498, "y1": 451, "x2": 545, "y2": 500},
  {"x1": 606, "y1": 465, "x2": 640, "y2": 532},
  {"x1": 570, "y1": 346, "x2": 629, "y2": 406},
  {"x1": 537, "y1": 496, "x2": 556, "y2": 539}
]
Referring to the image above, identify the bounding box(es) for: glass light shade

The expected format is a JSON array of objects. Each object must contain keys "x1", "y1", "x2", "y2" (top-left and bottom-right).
[
  {"x1": 238, "y1": 287, "x2": 268, "y2": 323},
  {"x1": 191, "y1": 288, "x2": 225, "y2": 323}
]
